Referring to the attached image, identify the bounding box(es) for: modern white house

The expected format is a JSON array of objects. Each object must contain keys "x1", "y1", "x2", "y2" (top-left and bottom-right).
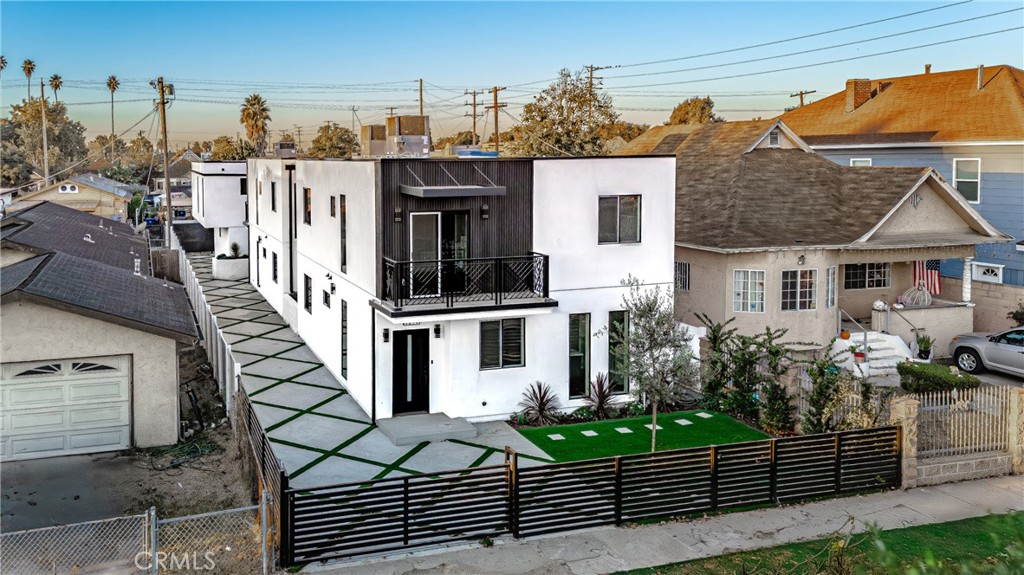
[
  {"x1": 192, "y1": 161, "x2": 249, "y2": 280},
  {"x1": 247, "y1": 155, "x2": 675, "y2": 422}
]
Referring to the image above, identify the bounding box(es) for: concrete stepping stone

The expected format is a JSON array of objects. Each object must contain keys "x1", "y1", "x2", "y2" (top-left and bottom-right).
[
  {"x1": 615, "y1": 427, "x2": 633, "y2": 434},
  {"x1": 675, "y1": 419, "x2": 693, "y2": 426},
  {"x1": 643, "y1": 424, "x2": 662, "y2": 430},
  {"x1": 695, "y1": 412, "x2": 713, "y2": 419},
  {"x1": 581, "y1": 430, "x2": 598, "y2": 437},
  {"x1": 547, "y1": 434, "x2": 565, "y2": 441}
]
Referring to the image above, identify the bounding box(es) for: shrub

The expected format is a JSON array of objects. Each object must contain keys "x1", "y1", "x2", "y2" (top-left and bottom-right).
[
  {"x1": 723, "y1": 334, "x2": 761, "y2": 421},
  {"x1": 803, "y1": 342, "x2": 844, "y2": 434},
  {"x1": 897, "y1": 362, "x2": 981, "y2": 393},
  {"x1": 570, "y1": 406, "x2": 595, "y2": 422},
  {"x1": 517, "y1": 381, "x2": 561, "y2": 426},
  {"x1": 584, "y1": 372, "x2": 615, "y2": 420},
  {"x1": 230, "y1": 242, "x2": 240, "y2": 258},
  {"x1": 696, "y1": 314, "x2": 736, "y2": 411},
  {"x1": 1009, "y1": 302, "x2": 1024, "y2": 327},
  {"x1": 623, "y1": 400, "x2": 646, "y2": 417}
]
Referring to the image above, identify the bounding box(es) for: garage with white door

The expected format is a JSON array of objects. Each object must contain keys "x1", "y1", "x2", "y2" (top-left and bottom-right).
[{"x1": 1, "y1": 356, "x2": 132, "y2": 461}]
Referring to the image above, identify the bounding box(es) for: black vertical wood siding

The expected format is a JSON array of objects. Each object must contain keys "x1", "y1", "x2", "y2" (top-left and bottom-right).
[{"x1": 378, "y1": 159, "x2": 535, "y2": 263}]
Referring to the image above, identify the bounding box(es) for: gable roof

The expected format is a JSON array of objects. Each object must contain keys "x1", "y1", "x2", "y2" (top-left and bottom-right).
[
  {"x1": 780, "y1": 65, "x2": 1024, "y2": 146},
  {"x1": 2, "y1": 252, "x2": 197, "y2": 341},
  {"x1": 674, "y1": 120, "x2": 1009, "y2": 251},
  {"x1": 2, "y1": 201, "x2": 148, "y2": 269},
  {"x1": 166, "y1": 156, "x2": 194, "y2": 179},
  {"x1": 612, "y1": 124, "x2": 702, "y2": 156},
  {"x1": 20, "y1": 173, "x2": 145, "y2": 201}
]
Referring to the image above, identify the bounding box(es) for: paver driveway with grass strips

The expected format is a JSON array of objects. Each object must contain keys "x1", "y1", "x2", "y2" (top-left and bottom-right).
[{"x1": 518, "y1": 410, "x2": 768, "y2": 462}]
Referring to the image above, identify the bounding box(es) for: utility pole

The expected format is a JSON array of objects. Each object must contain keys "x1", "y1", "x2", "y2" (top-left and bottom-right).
[
  {"x1": 585, "y1": 65, "x2": 611, "y2": 122},
  {"x1": 789, "y1": 90, "x2": 817, "y2": 108},
  {"x1": 464, "y1": 90, "x2": 483, "y2": 145},
  {"x1": 293, "y1": 125, "x2": 303, "y2": 153},
  {"x1": 349, "y1": 106, "x2": 359, "y2": 131},
  {"x1": 486, "y1": 86, "x2": 506, "y2": 154},
  {"x1": 40, "y1": 80, "x2": 49, "y2": 186},
  {"x1": 386, "y1": 107, "x2": 397, "y2": 117},
  {"x1": 156, "y1": 77, "x2": 172, "y2": 243},
  {"x1": 418, "y1": 79, "x2": 424, "y2": 117}
]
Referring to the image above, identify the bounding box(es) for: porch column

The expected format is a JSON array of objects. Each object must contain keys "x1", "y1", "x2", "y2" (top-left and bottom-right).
[{"x1": 961, "y1": 256, "x2": 973, "y2": 303}]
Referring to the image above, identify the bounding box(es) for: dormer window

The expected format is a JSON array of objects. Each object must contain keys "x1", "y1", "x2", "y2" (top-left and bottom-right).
[{"x1": 768, "y1": 130, "x2": 780, "y2": 147}]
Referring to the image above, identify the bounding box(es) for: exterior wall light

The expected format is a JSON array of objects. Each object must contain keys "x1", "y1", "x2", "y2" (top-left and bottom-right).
[
  {"x1": 480, "y1": 203, "x2": 489, "y2": 220},
  {"x1": 434, "y1": 324, "x2": 442, "y2": 338},
  {"x1": 382, "y1": 328, "x2": 390, "y2": 343},
  {"x1": 394, "y1": 208, "x2": 402, "y2": 223},
  {"x1": 797, "y1": 255, "x2": 806, "y2": 266}
]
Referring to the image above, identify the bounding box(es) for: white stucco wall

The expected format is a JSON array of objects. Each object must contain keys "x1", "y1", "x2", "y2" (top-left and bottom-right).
[
  {"x1": 213, "y1": 226, "x2": 250, "y2": 258},
  {"x1": 0, "y1": 302, "x2": 180, "y2": 447},
  {"x1": 192, "y1": 161, "x2": 247, "y2": 229}
]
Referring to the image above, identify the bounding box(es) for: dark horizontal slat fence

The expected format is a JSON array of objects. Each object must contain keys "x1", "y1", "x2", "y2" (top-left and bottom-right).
[{"x1": 281, "y1": 427, "x2": 900, "y2": 566}]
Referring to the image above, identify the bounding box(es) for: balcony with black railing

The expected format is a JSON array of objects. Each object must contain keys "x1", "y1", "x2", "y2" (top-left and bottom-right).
[{"x1": 379, "y1": 253, "x2": 556, "y2": 316}]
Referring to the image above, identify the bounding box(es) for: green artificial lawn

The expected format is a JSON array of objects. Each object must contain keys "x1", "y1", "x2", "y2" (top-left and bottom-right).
[
  {"x1": 518, "y1": 410, "x2": 768, "y2": 462},
  {"x1": 619, "y1": 512, "x2": 1024, "y2": 574}
]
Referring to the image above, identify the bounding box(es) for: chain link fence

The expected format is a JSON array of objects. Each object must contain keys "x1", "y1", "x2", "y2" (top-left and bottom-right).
[
  {"x1": 1, "y1": 491, "x2": 273, "y2": 574},
  {"x1": 0, "y1": 513, "x2": 149, "y2": 574}
]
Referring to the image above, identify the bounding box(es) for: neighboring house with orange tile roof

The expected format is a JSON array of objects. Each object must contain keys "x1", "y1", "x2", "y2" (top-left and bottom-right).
[{"x1": 781, "y1": 65, "x2": 1024, "y2": 299}]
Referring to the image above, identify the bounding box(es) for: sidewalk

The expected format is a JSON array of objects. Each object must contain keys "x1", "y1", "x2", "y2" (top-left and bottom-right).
[{"x1": 310, "y1": 475, "x2": 1023, "y2": 575}]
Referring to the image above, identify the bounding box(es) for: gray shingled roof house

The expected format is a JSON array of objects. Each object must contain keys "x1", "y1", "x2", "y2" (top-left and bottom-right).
[
  {"x1": 621, "y1": 119, "x2": 1010, "y2": 375},
  {"x1": 1, "y1": 201, "x2": 197, "y2": 460}
]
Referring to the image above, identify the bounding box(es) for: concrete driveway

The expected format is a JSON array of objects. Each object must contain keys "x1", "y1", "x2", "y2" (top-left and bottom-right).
[{"x1": 1, "y1": 453, "x2": 141, "y2": 531}]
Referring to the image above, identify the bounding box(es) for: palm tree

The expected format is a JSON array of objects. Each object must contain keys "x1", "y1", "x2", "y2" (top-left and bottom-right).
[
  {"x1": 240, "y1": 94, "x2": 271, "y2": 156},
  {"x1": 22, "y1": 59, "x2": 36, "y2": 100},
  {"x1": 49, "y1": 74, "x2": 63, "y2": 102},
  {"x1": 106, "y1": 75, "x2": 120, "y2": 161},
  {"x1": 0, "y1": 56, "x2": 7, "y2": 84}
]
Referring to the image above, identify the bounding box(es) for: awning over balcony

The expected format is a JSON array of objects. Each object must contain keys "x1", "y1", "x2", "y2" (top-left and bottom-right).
[{"x1": 400, "y1": 184, "x2": 506, "y2": 198}]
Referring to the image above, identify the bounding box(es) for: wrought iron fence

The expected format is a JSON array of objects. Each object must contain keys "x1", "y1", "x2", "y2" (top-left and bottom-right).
[{"x1": 382, "y1": 253, "x2": 549, "y2": 309}]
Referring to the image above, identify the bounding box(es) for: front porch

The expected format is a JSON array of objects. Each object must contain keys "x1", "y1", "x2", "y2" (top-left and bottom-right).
[{"x1": 837, "y1": 255, "x2": 977, "y2": 361}]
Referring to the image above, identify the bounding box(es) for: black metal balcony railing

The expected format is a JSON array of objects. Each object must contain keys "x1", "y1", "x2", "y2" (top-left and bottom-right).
[{"x1": 382, "y1": 253, "x2": 549, "y2": 309}]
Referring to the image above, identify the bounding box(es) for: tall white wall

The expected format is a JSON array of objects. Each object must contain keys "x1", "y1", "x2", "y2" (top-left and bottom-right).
[{"x1": 192, "y1": 161, "x2": 247, "y2": 229}]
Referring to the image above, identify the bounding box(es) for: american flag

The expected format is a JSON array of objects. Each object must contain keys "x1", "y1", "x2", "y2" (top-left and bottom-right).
[{"x1": 914, "y1": 260, "x2": 941, "y2": 295}]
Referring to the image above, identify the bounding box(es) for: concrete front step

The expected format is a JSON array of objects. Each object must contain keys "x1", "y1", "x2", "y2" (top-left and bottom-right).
[{"x1": 377, "y1": 413, "x2": 479, "y2": 446}]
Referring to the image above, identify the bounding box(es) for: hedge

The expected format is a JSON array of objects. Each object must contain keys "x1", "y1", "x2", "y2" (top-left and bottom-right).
[{"x1": 897, "y1": 361, "x2": 981, "y2": 393}]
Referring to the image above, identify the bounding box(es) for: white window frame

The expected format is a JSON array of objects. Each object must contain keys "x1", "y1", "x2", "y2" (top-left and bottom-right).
[
  {"x1": 953, "y1": 158, "x2": 981, "y2": 204},
  {"x1": 732, "y1": 269, "x2": 766, "y2": 313},
  {"x1": 674, "y1": 261, "x2": 690, "y2": 291},
  {"x1": 768, "y1": 130, "x2": 780, "y2": 147},
  {"x1": 826, "y1": 266, "x2": 837, "y2": 309},
  {"x1": 843, "y1": 262, "x2": 891, "y2": 290},
  {"x1": 781, "y1": 269, "x2": 817, "y2": 312},
  {"x1": 971, "y1": 261, "x2": 1004, "y2": 284},
  {"x1": 849, "y1": 158, "x2": 872, "y2": 167},
  {"x1": 598, "y1": 195, "x2": 642, "y2": 245}
]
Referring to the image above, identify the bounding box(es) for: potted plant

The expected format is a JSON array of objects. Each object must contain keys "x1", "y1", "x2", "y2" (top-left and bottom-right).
[{"x1": 915, "y1": 332, "x2": 935, "y2": 361}]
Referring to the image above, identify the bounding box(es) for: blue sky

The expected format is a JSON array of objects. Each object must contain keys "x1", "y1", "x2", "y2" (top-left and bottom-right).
[{"x1": 2, "y1": 1, "x2": 1022, "y2": 146}]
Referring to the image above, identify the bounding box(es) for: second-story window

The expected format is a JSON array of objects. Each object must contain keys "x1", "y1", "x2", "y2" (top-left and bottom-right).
[
  {"x1": 271, "y1": 182, "x2": 277, "y2": 212},
  {"x1": 598, "y1": 195, "x2": 641, "y2": 244},
  {"x1": 303, "y1": 187, "x2": 312, "y2": 225},
  {"x1": 953, "y1": 158, "x2": 980, "y2": 203},
  {"x1": 272, "y1": 253, "x2": 278, "y2": 283},
  {"x1": 339, "y1": 195, "x2": 347, "y2": 273}
]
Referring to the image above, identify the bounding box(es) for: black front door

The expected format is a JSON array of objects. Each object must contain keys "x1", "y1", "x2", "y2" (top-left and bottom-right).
[{"x1": 392, "y1": 329, "x2": 430, "y2": 414}]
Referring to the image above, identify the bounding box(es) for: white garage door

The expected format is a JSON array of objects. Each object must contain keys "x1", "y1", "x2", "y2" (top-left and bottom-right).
[{"x1": 1, "y1": 356, "x2": 131, "y2": 461}]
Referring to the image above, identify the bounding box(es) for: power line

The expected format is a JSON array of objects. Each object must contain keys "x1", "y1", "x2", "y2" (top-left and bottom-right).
[
  {"x1": 612, "y1": 0, "x2": 974, "y2": 70},
  {"x1": 606, "y1": 26, "x2": 1023, "y2": 90},
  {"x1": 603, "y1": 7, "x2": 1021, "y2": 80}
]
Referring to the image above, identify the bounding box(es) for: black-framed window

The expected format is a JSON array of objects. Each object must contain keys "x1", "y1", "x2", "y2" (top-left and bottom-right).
[
  {"x1": 569, "y1": 313, "x2": 590, "y2": 398},
  {"x1": 303, "y1": 187, "x2": 312, "y2": 225},
  {"x1": 598, "y1": 195, "x2": 641, "y2": 244},
  {"x1": 843, "y1": 263, "x2": 890, "y2": 290},
  {"x1": 330, "y1": 196, "x2": 336, "y2": 218},
  {"x1": 239, "y1": 177, "x2": 247, "y2": 195},
  {"x1": 303, "y1": 274, "x2": 312, "y2": 313},
  {"x1": 674, "y1": 261, "x2": 690, "y2": 291},
  {"x1": 341, "y1": 300, "x2": 348, "y2": 378},
  {"x1": 339, "y1": 195, "x2": 347, "y2": 273},
  {"x1": 262, "y1": 247, "x2": 266, "y2": 258},
  {"x1": 323, "y1": 290, "x2": 331, "y2": 308},
  {"x1": 608, "y1": 310, "x2": 629, "y2": 392},
  {"x1": 271, "y1": 182, "x2": 277, "y2": 212},
  {"x1": 480, "y1": 318, "x2": 525, "y2": 369},
  {"x1": 256, "y1": 181, "x2": 261, "y2": 225},
  {"x1": 272, "y1": 253, "x2": 278, "y2": 283},
  {"x1": 782, "y1": 269, "x2": 817, "y2": 311}
]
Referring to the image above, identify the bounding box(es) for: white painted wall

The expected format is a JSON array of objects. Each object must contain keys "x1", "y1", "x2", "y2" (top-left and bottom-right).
[
  {"x1": 191, "y1": 161, "x2": 246, "y2": 229},
  {"x1": 0, "y1": 302, "x2": 180, "y2": 447},
  {"x1": 213, "y1": 226, "x2": 249, "y2": 258}
]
